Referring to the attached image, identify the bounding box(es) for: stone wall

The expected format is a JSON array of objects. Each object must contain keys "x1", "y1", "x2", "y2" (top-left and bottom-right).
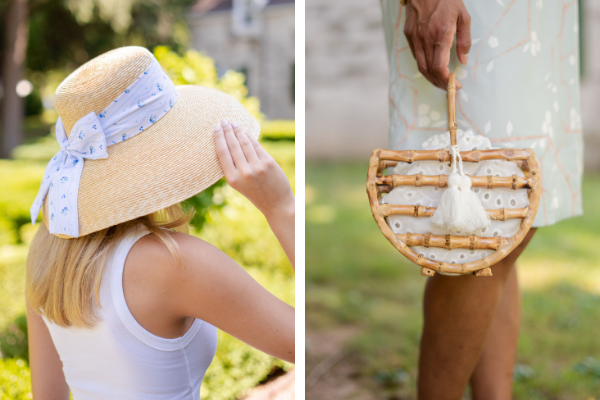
[
  {"x1": 580, "y1": 0, "x2": 600, "y2": 170},
  {"x1": 306, "y1": 0, "x2": 390, "y2": 160},
  {"x1": 188, "y1": 3, "x2": 295, "y2": 120}
]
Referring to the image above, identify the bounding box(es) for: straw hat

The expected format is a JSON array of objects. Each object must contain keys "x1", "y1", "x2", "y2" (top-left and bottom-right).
[{"x1": 40, "y1": 46, "x2": 260, "y2": 238}]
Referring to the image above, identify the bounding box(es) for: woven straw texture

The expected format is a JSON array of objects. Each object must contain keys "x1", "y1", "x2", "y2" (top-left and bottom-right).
[{"x1": 42, "y1": 46, "x2": 260, "y2": 237}]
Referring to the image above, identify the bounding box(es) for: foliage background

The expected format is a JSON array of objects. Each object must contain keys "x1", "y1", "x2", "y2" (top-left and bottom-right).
[
  {"x1": 0, "y1": 41, "x2": 295, "y2": 400},
  {"x1": 0, "y1": 142, "x2": 295, "y2": 400},
  {"x1": 306, "y1": 162, "x2": 600, "y2": 399}
]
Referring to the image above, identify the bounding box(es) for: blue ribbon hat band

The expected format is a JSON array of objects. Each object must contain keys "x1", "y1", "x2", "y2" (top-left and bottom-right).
[{"x1": 30, "y1": 56, "x2": 179, "y2": 238}]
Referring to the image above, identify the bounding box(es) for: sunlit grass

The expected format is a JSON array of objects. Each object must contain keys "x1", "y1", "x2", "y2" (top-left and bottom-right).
[{"x1": 307, "y1": 161, "x2": 600, "y2": 399}]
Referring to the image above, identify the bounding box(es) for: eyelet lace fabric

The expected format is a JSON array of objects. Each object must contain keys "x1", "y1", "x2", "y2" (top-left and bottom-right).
[{"x1": 381, "y1": 130, "x2": 529, "y2": 271}]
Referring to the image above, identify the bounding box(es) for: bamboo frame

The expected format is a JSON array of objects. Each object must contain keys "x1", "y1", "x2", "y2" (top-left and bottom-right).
[
  {"x1": 376, "y1": 174, "x2": 530, "y2": 190},
  {"x1": 379, "y1": 204, "x2": 528, "y2": 221},
  {"x1": 397, "y1": 232, "x2": 506, "y2": 250},
  {"x1": 366, "y1": 73, "x2": 541, "y2": 276}
]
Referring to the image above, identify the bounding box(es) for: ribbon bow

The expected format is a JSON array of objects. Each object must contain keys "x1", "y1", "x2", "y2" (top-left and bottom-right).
[
  {"x1": 30, "y1": 56, "x2": 178, "y2": 238},
  {"x1": 30, "y1": 115, "x2": 109, "y2": 237}
]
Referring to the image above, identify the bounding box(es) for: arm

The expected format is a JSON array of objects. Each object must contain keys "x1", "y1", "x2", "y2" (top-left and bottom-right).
[
  {"x1": 26, "y1": 304, "x2": 70, "y2": 400},
  {"x1": 144, "y1": 119, "x2": 295, "y2": 361},
  {"x1": 214, "y1": 120, "x2": 295, "y2": 268},
  {"x1": 263, "y1": 200, "x2": 295, "y2": 270},
  {"x1": 403, "y1": 0, "x2": 471, "y2": 89},
  {"x1": 174, "y1": 234, "x2": 294, "y2": 362},
  {"x1": 131, "y1": 232, "x2": 294, "y2": 362}
]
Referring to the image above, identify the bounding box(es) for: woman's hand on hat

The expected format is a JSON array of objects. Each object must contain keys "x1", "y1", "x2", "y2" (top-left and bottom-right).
[
  {"x1": 214, "y1": 119, "x2": 295, "y2": 267},
  {"x1": 214, "y1": 119, "x2": 294, "y2": 215},
  {"x1": 403, "y1": 0, "x2": 471, "y2": 90}
]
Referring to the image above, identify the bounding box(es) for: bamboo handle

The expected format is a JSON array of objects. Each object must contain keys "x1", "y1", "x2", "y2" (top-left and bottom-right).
[{"x1": 447, "y1": 73, "x2": 457, "y2": 146}]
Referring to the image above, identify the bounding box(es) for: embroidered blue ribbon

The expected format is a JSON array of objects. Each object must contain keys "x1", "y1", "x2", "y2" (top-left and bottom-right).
[{"x1": 30, "y1": 56, "x2": 178, "y2": 237}]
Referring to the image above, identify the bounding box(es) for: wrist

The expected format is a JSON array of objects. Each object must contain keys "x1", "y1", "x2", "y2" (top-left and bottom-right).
[{"x1": 262, "y1": 196, "x2": 295, "y2": 222}]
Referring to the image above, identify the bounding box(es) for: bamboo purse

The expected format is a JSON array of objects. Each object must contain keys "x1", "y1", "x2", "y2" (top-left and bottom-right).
[{"x1": 366, "y1": 74, "x2": 541, "y2": 277}]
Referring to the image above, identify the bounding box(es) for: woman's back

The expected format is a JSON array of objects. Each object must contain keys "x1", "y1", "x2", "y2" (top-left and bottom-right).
[
  {"x1": 43, "y1": 227, "x2": 217, "y2": 400},
  {"x1": 26, "y1": 58, "x2": 295, "y2": 395}
]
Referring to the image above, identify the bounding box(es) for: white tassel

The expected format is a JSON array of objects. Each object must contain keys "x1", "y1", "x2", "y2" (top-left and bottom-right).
[
  {"x1": 459, "y1": 174, "x2": 491, "y2": 232},
  {"x1": 431, "y1": 146, "x2": 471, "y2": 232}
]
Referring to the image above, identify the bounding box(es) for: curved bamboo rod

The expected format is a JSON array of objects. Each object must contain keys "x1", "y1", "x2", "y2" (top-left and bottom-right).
[
  {"x1": 376, "y1": 174, "x2": 531, "y2": 190},
  {"x1": 396, "y1": 232, "x2": 506, "y2": 250},
  {"x1": 379, "y1": 204, "x2": 528, "y2": 221}
]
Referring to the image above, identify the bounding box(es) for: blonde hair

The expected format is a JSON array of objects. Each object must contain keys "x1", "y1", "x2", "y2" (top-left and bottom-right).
[{"x1": 26, "y1": 203, "x2": 194, "y2": 328}]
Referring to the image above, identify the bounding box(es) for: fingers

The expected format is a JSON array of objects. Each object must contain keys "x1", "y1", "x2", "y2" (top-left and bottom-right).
[
  {"x1": 214, "y1": 123, "x2": 236, "y2": 177},
  {"x1": 246, "y1": 129, "x2": 272, "y2": 161},
  {"x1": 414, "y1": 37, "x2": 434, "y2": 84},
  {"x1": 403, "y1": 5, "x2": 417, "y2": 60},
  {"x1": 412, "y1": 33, "x2": 438, "y2": 87},
  {"x1": 456, "y1": 10, "x2": 472, "y2": 66},
  {"x1": 231, "y1": 121, "x2": 259, "y2": 163},
  {"x1": 430, "y1": 24, "x2": 455, "y2": 89},
  {"x1": 423, "y1": 33, "x2": 439, "y2": 87},
  {"x1": 404, "y1": 4, "x2": 467, "y2": 90},
  {"x1": 404, "y1": 5, "x2": 436, "y2": 86},
  {"x1": 221, "y1": 119, "x2": 248, "y2": 168},
  {"x1": 214, "y1": 119, "x2": 266, "y2": 181}
]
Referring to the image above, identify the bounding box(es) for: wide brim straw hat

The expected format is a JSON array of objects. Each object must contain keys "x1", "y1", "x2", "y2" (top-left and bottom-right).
[{"x1": 39, "y1": 46, "x2": 260, "y2": 238}]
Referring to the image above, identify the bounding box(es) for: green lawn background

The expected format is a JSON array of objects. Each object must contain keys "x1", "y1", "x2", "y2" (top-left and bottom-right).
[{"x1": 306, "y1": 161, "x2": 600, "y2": 399}]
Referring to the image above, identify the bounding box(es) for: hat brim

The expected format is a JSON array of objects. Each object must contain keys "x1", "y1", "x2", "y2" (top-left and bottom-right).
[{"x1": 43, "y1": 85, "x2": 260, "y2": 238}]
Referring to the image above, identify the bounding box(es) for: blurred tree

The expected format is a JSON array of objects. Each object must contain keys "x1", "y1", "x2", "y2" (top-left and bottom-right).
[
  {"x1": 0, "y1": 0, "x2": 196, "y2": 158},
  {"x1": 0, "y1": 0, "x2": 28, "y2": 158},
  {"x1": 24, "y1": 0, "x2": 196, "y2": 72}
]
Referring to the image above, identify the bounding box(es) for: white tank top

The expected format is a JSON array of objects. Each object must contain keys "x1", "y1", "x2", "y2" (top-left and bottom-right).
[{"x1": 43, "y1": 227, "x2": 218, "y2": 399}]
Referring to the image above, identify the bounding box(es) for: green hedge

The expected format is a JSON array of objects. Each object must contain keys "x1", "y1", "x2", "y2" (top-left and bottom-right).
[
  {"x1": 0, "y1": 161, "x2": 46, "y2": 246},
  {"x1": 0, "y1": 315, "x2": 28, "y2": 361},
  {"x1": 0, "y1": 358, "x2": 31, "y2": 400},
  {"x1": 0, "y1": 141, "x2": 294, "y2": 399},
  {"x1": 260, "y1": 120, "x2": 295, "y2": 141}
]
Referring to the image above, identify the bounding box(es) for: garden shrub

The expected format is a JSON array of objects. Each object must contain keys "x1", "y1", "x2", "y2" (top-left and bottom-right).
[
  {"x1": 0, "y1": 141, "x2": 295, "y2": 400},
  {"x1": 153, "y1": 46, "x2": 262, "y2": 121},
  {"x1": 0, "y1": 315, "x2": 28, "y2": 362},
  {"x1": 260, "y1": 120, "x2": 295, "y2": 141},
  {"x1": 0, "y1": 358, "x2": 31, "y2": 400},
  {"x1": 0, "y1": 161, "x2": 47, "y2": 246}
]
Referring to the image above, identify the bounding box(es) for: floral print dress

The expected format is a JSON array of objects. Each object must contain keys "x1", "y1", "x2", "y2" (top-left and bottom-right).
[{"x1": 380, "y1": 0, "x2": 583, "y2": 227}]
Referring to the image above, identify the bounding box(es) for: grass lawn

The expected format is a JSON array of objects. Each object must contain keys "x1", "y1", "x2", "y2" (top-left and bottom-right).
[
  {"x1": 0, "y1": 140, "x2": 295, "y2": 400},
  {"x1": 306, "y1": 161, "x2": 600, "y2": 400}
]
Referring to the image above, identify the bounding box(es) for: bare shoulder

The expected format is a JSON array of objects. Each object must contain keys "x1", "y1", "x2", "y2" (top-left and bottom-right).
[
  {"x1": 127, "y1": 231, "x2": 222, "y2": 281},
  {"x1": 126, "y1": 229, "x2": 294, "y2": 360},
  {"x1": 126, "y1": 230, "x2": 241, "y2": 296},
  {"x1": 124, "y1": 230, "x2": 233, "y2": 323}
]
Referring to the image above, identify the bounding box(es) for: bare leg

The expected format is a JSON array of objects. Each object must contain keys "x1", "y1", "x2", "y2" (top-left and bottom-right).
[
  {"x1": 417, "y1": 229, "x2": 536, "y2": 400},
  {"x1": 470, "y1": 264, "x2": 520, "y2": 400}
]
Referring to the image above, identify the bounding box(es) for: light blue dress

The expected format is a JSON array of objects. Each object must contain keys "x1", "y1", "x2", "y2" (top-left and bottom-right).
[{"x1": 381, "y1": 0, "x2": 583, "y2": 227}]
